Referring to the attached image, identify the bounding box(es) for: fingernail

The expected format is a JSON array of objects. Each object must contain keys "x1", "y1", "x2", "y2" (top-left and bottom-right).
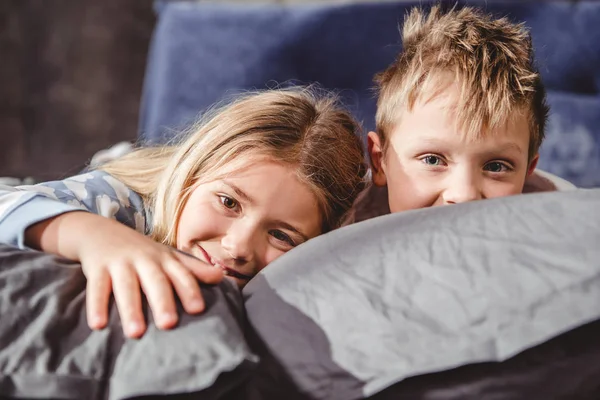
[
  {"x1": 160, "y1": 312, "x2": 177, "y2": 327},
  {"x1": 91, "y1": 315, "x2": 105, "y2": 329},
  {"x1": 127, "y1": 322, "x2": 143, "y2": 338},
  {"x1": 190, "y1": 298, "x2": 204, "y2": 312}
]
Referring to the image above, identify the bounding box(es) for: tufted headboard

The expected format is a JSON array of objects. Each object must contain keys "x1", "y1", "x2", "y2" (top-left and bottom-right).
[{"x1": 138, "y1": 0, "x2": 600, "y2": 188}]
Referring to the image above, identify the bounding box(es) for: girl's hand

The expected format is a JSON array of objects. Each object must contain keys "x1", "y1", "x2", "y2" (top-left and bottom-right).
[{"x1": 26, "y1": 211, "x2": 224, "y2": 338}]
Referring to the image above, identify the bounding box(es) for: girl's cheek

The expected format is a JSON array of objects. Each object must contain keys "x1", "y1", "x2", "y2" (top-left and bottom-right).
[{"x1": 260, "y1": 247, "x2": 286, "y2": 272}]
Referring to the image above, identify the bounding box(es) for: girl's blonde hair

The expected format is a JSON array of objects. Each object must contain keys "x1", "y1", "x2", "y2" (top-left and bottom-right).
[{"x1": 99, "y1": 86, "x2": 368, "y2": 246}]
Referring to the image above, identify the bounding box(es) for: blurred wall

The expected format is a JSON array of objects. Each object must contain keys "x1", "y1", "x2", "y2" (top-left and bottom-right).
[
  {"x1": 0, "y1": 0, "x2": 155, "y2": 181},
  {"x1": 0, "y1": 0, "x2": 398, "y2": 182}
]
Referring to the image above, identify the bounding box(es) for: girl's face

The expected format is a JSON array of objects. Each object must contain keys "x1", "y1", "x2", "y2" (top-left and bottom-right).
[{"x1": 176, "y1": 159, "x2": 322, "y2": 287}]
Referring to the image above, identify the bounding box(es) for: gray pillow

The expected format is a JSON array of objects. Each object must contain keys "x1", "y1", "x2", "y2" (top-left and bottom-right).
[
  {"x1": 242, "y1": 189, "x2": 600, "y2": 399},
  {"x1": 0, "y1": 245, "x2": 257, "y2": 400}
]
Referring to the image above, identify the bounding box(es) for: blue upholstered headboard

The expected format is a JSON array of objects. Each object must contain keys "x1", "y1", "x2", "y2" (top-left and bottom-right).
[{"x1": 139, "y1": 0, "x2": 600, "y2": 187}]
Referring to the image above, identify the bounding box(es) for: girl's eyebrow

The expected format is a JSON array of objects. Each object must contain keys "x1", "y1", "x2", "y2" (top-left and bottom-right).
[{"x1": 221, "y1": 180, "x2": 254, "y2": 205}]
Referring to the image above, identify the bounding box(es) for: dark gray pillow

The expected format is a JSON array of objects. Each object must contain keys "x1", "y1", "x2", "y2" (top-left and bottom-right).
[
  {"x1": 0, "y1": 245, "x2": 257, "y2": 400},
  {"x1": 242, "y1": 189, "x2": 600, "y2": 399}
]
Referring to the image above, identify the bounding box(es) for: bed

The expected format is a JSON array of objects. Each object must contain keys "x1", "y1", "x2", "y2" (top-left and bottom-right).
[{"x1": 1, "y1": 1, "x2": 600, "y2": 399}]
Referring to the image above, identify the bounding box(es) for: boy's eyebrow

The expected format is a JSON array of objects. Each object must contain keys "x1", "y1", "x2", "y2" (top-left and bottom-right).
[
  {"x1": 476, "y1": 142, "x2": 525, "y2": 157},
  {"x1": 493, "y1": 142, "x2": 524, "y2": 155},
  {"x1": 222, "y1": 180, "x2": 255, "y2": 204},
  {"x1": 415, "y1": 137, "x2": 525, "y2": 155}
]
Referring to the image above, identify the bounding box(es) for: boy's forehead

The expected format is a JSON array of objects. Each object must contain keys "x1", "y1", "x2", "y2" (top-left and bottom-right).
[
  {"x1": 384, "y1": 72, "x2": 457, "y2": 128},
  {"x1": 389, "y1": 95, "x2": 530, "y2": 145},
  {"x1": 418, "y1": 71, "x2": 458, "y2": 105},
  {"x1": 388, "y1": 78, "x2": 531, "y2": 143}
]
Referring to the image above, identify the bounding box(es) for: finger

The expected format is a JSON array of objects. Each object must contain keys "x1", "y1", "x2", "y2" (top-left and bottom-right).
[
  {"x1": 163, "y1": 260, "x2": 205, "y2": 314},
  {"x1": 175, "y1": 251, "x2": 224, "y2": 284},
  {"x1": 85, "y1": 267, "x2": 112, "y2": 330},
  {"x1": 136, "y1": 262, "x2": 179, "y2": 330},
  {"x1": 111, "y1": 264, "x2": 147, "y2": 339}
]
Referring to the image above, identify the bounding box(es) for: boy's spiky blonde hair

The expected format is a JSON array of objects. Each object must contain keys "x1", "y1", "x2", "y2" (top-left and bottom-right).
[{"x1": 374, "y1": 5, "x2": 549, "y2": 160}]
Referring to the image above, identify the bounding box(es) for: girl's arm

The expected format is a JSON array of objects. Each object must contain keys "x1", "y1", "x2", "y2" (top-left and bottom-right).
[
  {"x1": 0, "y1": 171, "x2": 223, "y2": 338},
  {"x1": 0, "y1": 170, "x2": 147, "y2": 248}
]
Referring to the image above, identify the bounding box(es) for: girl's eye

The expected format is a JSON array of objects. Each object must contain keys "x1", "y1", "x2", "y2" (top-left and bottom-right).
[
  {"x1": 269, "y1": 229, "x2": 295, "y2": 247},
  {"x1": 219, "y1": 195, "x2": 238, "y2": 209},
  {"x1": 484, "y1": 161, "x2": 511, "y2": 173},
  {"x1": 421, "y1": 155, "x2": 445, "y2": 166}
]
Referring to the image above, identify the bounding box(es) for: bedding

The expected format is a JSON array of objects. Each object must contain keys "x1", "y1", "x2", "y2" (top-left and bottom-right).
[
  {"x1": 3, "y1": 1, "x2": 600, "y2": 399},
  {"x1": 1, "y1": 189, "x2": 599, "y2": 399},
  {"x1": 242, "y1": 188, "x2": 600, "y2": 399},
  {"x1": 0, "y1": 245, "x2": 256, "y2": 400}
]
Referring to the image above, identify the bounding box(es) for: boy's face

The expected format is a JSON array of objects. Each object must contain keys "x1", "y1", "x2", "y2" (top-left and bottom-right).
[{"x1": 368, "y1": 87, "x2": 538, "y2": 213}]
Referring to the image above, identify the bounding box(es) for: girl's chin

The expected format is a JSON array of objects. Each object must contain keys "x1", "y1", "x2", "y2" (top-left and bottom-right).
[{"x1": 224, "y1": 275, "x2": 246, "y2": 289}]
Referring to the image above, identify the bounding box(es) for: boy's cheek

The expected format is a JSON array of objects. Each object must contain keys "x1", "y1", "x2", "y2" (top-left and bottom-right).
[
  {"x1": 384, "y1": 167, "x2": 420, "y2": 213},
  {"x1": 387, "y1": 188, "x2": 406, "y2": 214},
  {"x1": 387, "y1": 181, "x2": 423, "y2": 213}
]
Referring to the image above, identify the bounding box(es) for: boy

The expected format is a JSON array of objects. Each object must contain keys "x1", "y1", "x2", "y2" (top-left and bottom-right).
[{"x1": 356, "y1": 5, "x2": 574, "y2": 221}]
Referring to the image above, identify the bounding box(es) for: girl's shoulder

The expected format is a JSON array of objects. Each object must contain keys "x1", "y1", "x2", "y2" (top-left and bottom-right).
[
  {"x1": 18, "y1": 170, "x2": 140, "y2": 204},
  {"x1": 18, "y1": 170, "x2": 148, "y2": 233}
]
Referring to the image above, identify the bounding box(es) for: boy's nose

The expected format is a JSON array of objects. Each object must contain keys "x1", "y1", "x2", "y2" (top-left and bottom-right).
[{"x1": 442, "y1": 173, "x2": 483, "y2": 204}]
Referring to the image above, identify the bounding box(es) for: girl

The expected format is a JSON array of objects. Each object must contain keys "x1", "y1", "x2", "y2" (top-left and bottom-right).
[{"x1": 0, "y1": 86, "x2": 368, "y2": 338}]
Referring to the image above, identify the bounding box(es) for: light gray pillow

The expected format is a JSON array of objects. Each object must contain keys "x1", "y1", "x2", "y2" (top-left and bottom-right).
[
  {"x1": 243, "y1": 189, "x2": 600, "y2": 399},
  {"x1": 0, "y1": 245, "x2": 257, "y2": 400}
]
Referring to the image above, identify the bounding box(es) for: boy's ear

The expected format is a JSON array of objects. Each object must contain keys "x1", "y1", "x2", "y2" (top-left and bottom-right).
[
  {"x1": 527, "y1": 154, "x2": 539, "y2": 176},
  {"x1": 367, "y1": 131, "x2": 388, "y2": 187}
]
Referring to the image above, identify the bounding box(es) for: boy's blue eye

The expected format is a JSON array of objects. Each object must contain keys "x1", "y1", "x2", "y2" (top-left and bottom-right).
[
  {"x1": 422, "y1": 155, "x2": 443, "y2": 166},
  {"x1": 270, "y1": 229, "x2": 295, "y2": 246},
  {"x1": 484, "y1": 162, "x2": 509, "y2": 173}
]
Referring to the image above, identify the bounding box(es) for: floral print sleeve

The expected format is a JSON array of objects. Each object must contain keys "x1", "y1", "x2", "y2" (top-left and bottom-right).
[{"x1": 0, "y1": 170, "x2": 148, "y2": 249}]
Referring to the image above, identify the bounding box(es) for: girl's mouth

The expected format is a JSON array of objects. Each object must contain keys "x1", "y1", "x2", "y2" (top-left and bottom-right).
[
  {"x1": 196, "y1": 245, "x2": 254, "y2": 281},
  {"x1": 221, "y1": 267, "x2": 254, "y2": 281}
]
